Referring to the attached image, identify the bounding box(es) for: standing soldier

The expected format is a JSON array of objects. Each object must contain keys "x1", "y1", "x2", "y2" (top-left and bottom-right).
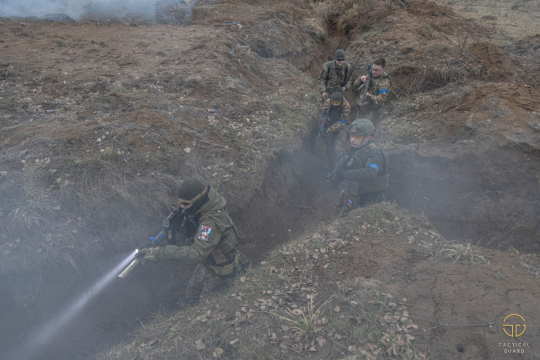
[
  {"x1": 353, "y1": 58, "x2": 391, "y2": 123},
  {"x1": 139, "y1": 178, "x2": 249, "y2": 305},
  {"x1": 330, "y1": 119, "x2": 390, "y2": 212},
  {"x1": 318, "y1": 49, "x2": 351, "y2": 103},
  {"x1": 321, "y1": 90, "x2": 350, "y2": 169}
]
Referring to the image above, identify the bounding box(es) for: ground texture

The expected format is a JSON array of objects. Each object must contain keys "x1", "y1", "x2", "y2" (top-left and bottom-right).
[{"x1": 0, "y1": 0, "x2": 539, "y2": 359}]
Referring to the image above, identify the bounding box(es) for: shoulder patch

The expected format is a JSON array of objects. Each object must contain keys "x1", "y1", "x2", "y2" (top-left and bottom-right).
[{"x1": 197, "y1": 225, "x2": 212, "y2": 241}]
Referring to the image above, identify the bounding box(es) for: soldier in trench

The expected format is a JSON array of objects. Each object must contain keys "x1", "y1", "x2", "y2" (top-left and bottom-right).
[
  {"x1": 353, "y1": 58, "x2": 391, "y2": 123},
  {"x1": 330, "y1": 119, "x2": 390, "y2": 212},
  {"x1": 139, "y1": 178, "x2": 250, "y2": 305},
  {"x1": 321, "y1": 89, "x2": 351, "y2": 170},
  {"x1": 318, "y1": 49, "x2": 351, "y2": 103}
]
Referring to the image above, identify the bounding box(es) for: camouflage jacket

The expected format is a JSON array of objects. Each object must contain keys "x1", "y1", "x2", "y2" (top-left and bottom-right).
[
  {"x1": 318, "y1": 60, "x2": 351, "y2": 95},
  {"x1": 157, "y1": 186, "x2": 239, "y2": 266},
  {"x1": 354, "y1": 72, "x2": 391, "y2": 107},
  {"x1": 340, "y1": 143, "x2": 390, "y2": 195},
  {"x1": 322, "y1": 98, "x2": 351, "y2": 130}
]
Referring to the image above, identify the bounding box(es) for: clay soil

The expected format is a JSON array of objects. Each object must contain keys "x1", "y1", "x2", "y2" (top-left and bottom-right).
[{"x1": 1, "y1": 0, "x2": 540, "y2": 359}]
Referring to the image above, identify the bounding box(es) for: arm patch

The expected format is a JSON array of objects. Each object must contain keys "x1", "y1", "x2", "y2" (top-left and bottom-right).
[
  {"x1": 368, "y1": 163, "x2": 379, "y2": 172},
  {"x1": 197, "y1": 226, "x2": 212, "y2": 241}
]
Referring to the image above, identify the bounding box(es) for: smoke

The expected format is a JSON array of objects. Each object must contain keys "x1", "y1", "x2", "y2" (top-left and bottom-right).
[
  {"x1": 0, "y1": 0, "x2": 197, "y2": 23},
  {"x1": 7, "y1": 251, "x2": 137, "y2": 360},
  {"x1": 0, "y1": 0, "x2": 90, "y2": 19}
]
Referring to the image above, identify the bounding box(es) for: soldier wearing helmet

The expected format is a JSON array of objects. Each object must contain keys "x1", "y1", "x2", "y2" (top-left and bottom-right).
[
  {"x1": 321, "y1": 89, "x2": 351, "y2": 169},
  {"x1": 332, "y1": 119, "x2": 390, "y2": 211},
  {"x1": 139, "y1": 178, "x2": 249, "y2": 305}
]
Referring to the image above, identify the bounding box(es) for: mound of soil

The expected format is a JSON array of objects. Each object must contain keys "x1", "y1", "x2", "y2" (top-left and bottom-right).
[
  {"x1": 470, "y1": 41, "x2": 513, "y2": 82},
  {"x1": 439, "y1": 83, "x2": 540, "y2": 147},
  {"x1": 1, "y1": 0, "x2": 540, "y2": 359}
]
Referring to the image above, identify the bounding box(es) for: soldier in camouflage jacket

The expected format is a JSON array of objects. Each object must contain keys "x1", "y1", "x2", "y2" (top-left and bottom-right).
[
  {"x1": 354, "y1": 58, "x2": 391, "y2": 123},
  {"x1": 140, "y1": 178, "x2": 248, "y2": 304},
  {"x1": 318, "y1": 49, "x2": 351, "y2": 102},
  {"x1": 322, "y1": 90, "x2": 350, "y2": 169}
]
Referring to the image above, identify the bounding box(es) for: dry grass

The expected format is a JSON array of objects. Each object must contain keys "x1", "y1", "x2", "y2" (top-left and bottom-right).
[
  {"x1": 108, "y1": 83, "x2": 127, "y2": 95},
  {"x1": 330, "y1": 279, "x2": 426, "y2": 359},
  {"x1": 438, "y1": 241, "x2": 489, "y2": 264},
  {"x1": 434, "y1": 0, "x2": 540, "y2": 43},
  {"x1": 272, "y1": 297, "x2": 319, "y2": 339},
  {"x1": 7, "y1": 185, "x2": 55, "y2": 235},
  {"x1": 519, "y1": 255, "x2": 540, "y2": 278},
  {"x1": 363, "y1": 201, "x2": 399, "y2": 228}
]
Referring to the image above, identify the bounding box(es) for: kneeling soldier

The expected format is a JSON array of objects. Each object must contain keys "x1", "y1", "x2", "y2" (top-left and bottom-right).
[
  {"x1": 139, "y1": 178, "x2": 249, "y2": 305},
  {"x1": 331, "y1": 119, "x2": 390, "y2": 211}
]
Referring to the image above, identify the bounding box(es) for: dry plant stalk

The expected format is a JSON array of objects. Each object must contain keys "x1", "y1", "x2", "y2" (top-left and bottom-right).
[{"x1": 439, "y1": 241, "x2": 489, "y2": 264}]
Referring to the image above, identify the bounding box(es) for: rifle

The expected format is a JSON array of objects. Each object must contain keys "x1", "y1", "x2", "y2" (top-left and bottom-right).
[
  {"x1": 341, "y1": 50, "x2": 364, "y2": 88},
  {"x1": 317, "y1": 106, "x2": 331, "y2": 139},
  {"x1": 118, "y1": 207, "x2": 184, "y2": 278},
  {"x1": 360, "y1": 64, "x2": 373, "y2": 105},
  {"x1": 327, "y1": 145, "x2": 354, "y2": 182},
  {"x1": 327, "y1": 142, "x2": 370, "y2": 183}
]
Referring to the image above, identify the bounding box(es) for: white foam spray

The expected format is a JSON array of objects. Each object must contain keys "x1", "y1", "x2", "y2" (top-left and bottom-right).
[{"x1": 10, "y1": 250, "x2": 137, "y2": 360}]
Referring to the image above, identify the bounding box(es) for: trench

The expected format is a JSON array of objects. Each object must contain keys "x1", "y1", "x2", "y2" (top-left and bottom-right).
[
  {"x1": 1, "y1": 10, "x2": 539, "y2": 360},
  {"x1": 388, "y1": 148, "x2": 540, "y2": 252},
  {"x1": 1, "y1": 131, "x2": 538, "y2": 359},
  {"x1": 0, "y1": 136, "x2": 341, "y2": 360},
  {"x1": 311, "y1": 16, "x2": 540, "y2": 251}
]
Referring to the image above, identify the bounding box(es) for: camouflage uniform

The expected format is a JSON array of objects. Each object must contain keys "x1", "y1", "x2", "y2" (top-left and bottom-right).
[
  {"x1": 322, "y1": 98, "x2": 351, "y2": 167},
  {"x1": 335, "y1": 142, "x2": 390, "y2": 211},
  {"x1": 318, "y1": 60, "x2": 351, "y2": 97},
  {"x1": 157, "y1": 185, "x2": 243, "y2": 303},
  {"x1": 354, "y1": 72, "x2": 391, "y2": 123}
]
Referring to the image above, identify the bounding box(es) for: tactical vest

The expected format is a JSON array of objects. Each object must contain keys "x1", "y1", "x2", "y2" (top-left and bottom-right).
[
  {"x1": 327, "y1": 103, "x2": 345, "y2": 122},
  {"x1": 326, "y1": 61, "x2": 349, "y2": 89},
  {"x1": 347, "y1": 144, "x2": 390, "y2": 195}
]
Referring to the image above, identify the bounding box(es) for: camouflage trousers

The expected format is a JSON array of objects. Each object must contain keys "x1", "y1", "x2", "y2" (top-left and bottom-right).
[
  {"x1": 184, "y1": 257, "x2": 250, "y2": 304},
  {"x1": 323, "y1": 126, "x2": 347, "y2": 168},
  {"x1": 336, "y1": 190, "x2": 385, "y2": 215}
]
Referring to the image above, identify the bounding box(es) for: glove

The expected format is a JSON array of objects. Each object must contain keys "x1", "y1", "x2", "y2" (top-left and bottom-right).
[
  {"x1": 326, "y1": 122, "x2": 346, "y2": 133},
  {"x1": 139, "y1": 247, "x2": 159, "y2": 263}
]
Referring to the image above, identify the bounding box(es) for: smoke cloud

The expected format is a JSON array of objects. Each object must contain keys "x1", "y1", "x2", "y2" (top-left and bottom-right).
[{"x1": 0, "y1": 0, "x2": 197, "y2": 23}]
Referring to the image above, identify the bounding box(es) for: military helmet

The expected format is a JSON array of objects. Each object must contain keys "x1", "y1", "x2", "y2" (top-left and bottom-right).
[
  {"x1": 349, "y1": 118, "x2": 375, "y2": 136},
  {"x1": 178, "y1": 178, "x2": 207, "y2": 206},
  {"x1": 330, "y1": 91, "x2": 343, "y2": 106},
  {"x1": 334, "y1": 49, "x2": 345, "y2": 59}
]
